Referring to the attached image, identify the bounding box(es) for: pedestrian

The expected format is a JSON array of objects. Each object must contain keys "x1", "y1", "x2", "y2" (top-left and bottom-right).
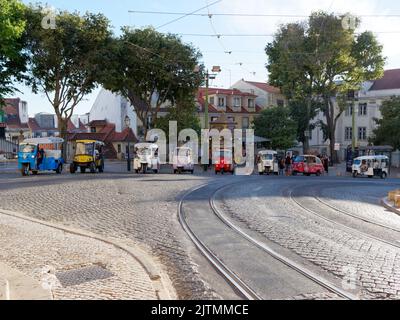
[
  {"x1": 323, "y1": 155, "x2": 329, "y2": 174},
  {"x1": 279, "y1": 158, "x2": 285, "y2": 176},
  {"x1": 285, "y1": 154, "x2": 292, "y2": 176}
]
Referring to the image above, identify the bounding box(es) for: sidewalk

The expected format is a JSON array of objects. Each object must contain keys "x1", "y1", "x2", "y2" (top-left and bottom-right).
[{"x1": 0, "y1": 209, "x2": 174, "y2": 300}]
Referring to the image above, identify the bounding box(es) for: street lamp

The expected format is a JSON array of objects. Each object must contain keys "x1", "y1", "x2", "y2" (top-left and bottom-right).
[{"x1": 124, "y1": 115, "x2": 131, "y2": 172}]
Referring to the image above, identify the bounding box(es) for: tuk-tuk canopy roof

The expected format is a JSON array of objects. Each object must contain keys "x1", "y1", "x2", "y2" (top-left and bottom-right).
[
  {"x1": 135, "y1": 143, "x2": 158, "y2": 149},
  {"x1": 76, "y1": 140, "x2": 105, "y2": 145},
  {"x1": 355, "y1": 155, "x2": 389, "y2": 161},
  {"x1": 258, "y1": 150, "x2": 277, "y2": 155},
  {"x1": 21, "y1": 137, "x2": 64, "y2": 145}
]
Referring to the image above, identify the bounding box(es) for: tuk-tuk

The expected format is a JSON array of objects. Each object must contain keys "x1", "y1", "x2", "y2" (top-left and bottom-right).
[
  {"x1": 292, "y1": 155, "x2": 325, "y2": 176},
  {"x1": 70, "y1": 140, "x2": 105, "y2": 174},
  {"x1": 257, "y1": 150, "x2": 279, "y2": 175},
  {"x1": 18, "y1": 137, "x2": 64, "y2": 176},
  {"x1": 133, "y1": 143, "x2": 160, "y2": 174},
  {"x1": 352, "y1": 155, "x2": 389, "y2": 179},
  {"x1": 214, "y1": 148, "x2": 234, "y2": 175},
  {"x1": 172, "y1": 147, "x2": 194, "y2": 174}
]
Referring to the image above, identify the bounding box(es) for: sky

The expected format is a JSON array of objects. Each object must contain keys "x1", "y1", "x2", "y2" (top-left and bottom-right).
[{"x1": 15, "y1": 0, "x2": 400, "y2": 116}]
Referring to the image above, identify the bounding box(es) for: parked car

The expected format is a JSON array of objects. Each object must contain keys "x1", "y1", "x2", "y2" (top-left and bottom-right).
[
  {"x1": 352, "y1": 155, "x2": 389, "y2": 179},
  {"x1": 292, "y1": 155, "x2": 324, "y2": 176}
]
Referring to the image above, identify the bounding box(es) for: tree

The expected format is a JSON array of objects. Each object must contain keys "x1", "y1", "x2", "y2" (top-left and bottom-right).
[
  {"x1": 100, "y1": 27, "x2": 204, "y2": 138},
  {"x1": 372, "y1": 97, "x2": 400, "y2": 150},
  {"x1": 266, "y1": 23, "x2": 318, "y2": 153},
  {"x1": 266, "y1": 12, "x2": 385, "y2": 162},
  {"x1": 24, "y1": 6, "x2": 112, "y2": 157},
  {"x1": 253, "y1": 106, "x2": 297, "y2": 151},
  {"x1": 156, "y1": 93, "x2": 201, "y2": 139},
  {"x1": 0, "y1": 0, "x2": 27, "y2": 111}
]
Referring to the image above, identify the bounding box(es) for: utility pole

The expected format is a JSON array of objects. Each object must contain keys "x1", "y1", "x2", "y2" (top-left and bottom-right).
[{"x1": 204, "y1": 70, "x2": 209, "y2": 130}]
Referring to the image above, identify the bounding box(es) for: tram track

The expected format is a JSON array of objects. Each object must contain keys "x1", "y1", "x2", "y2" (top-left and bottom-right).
[
  {"x1": 286, "y1": 186, "x2": 400, "y2": 250},
  {"x1": 179, "y1": 181, "x2": 357, "y2": 300}
]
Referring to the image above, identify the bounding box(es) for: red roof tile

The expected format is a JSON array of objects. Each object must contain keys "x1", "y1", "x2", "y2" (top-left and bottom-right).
[
  {"x1": 370, "y1": 69, "x2": 400, "y2": 91},
  {"x1": 244, "y1": 81, "x2": 281, "y2": 94},
  {"x1": 198, "y1": 87, "x2": 256, "y2": 97}
]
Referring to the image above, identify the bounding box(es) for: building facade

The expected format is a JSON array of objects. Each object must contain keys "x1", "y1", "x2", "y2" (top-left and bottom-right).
[{"x1": 309, "y1": 69, "x2": 400, "y2": 162}]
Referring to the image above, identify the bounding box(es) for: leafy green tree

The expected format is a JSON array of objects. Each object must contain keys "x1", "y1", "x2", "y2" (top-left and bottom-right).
[
  {"x1": 100, "y1": 27, "x2": 204, "y2": 138},
  {"x1": 266, "y1": 12, "x2": 385, "y2": 162},
  {"x1": 0, "y1": 0, "x2": 27, "y2": 113},
  {"x1": 372, "y1": 97, "x2": 400, "y2": 150},
  {"x1": 156, "y1": 93, "x2": 201, "y2": 139},
  {"x1": 253, "y1": 106, "x2": 297, "y2": 151},
  {"x1": 24, "y1": 6, "x2": 112, "y2": 157}
]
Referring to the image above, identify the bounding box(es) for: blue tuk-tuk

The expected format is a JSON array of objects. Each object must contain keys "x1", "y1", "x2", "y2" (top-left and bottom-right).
[{"x1": 18, "y1": 137, "x2": 64, "y2": 176}]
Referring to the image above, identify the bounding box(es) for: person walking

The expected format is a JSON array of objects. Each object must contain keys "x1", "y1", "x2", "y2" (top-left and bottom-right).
[
  {"x1": 285, "y1": 154, "x2": 292, "y2": 176},
  {"x1": 279, "y1": 158, "x2": 285, "y2": 176},
  {"x1": 323, "y1": 155, "x2": 329, "y2": 175}
]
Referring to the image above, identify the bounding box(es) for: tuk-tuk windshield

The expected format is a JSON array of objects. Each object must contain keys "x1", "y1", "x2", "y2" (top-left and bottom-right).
[
  {"x1": 76, "y1": 142, "x2": 94, "y2": 156},
  {"x1": 137, "y1": 147, "x2": 151, "y2": 156},
  {"x1": 175, "y1": 148, "x2": 191, "y2": 157},
  {"x1": 294, "y1": 156, "x2": 304, "y2": 163},
  {"x1": 19, "y1": 144, "x2": 36, "y2": 153},
  {"x1": 261, "y1": 154, "x2": 274, "y2": 160}
]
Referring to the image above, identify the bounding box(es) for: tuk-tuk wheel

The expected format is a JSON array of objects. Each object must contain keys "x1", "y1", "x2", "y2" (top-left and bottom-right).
[
  {"x1": 191, "y1": 170, "x2": 194, "y2": 174},
  {"x1": 56, "y1": 164, "x2": 63, "y2": 174},
  {"x1": 153, "y1": 169, "x2": 158, "y2": 174},
  {"x1": 32, "y1": 170, "x2": 38, "y2": 175},
  {"x1": 21, "y1": 164, "x2": 29, "y2": 176},
  {"x1": 135, "y1": 169, "x2": 139, "y2": 174},
  {"x1": 381, "y1": 172, "x2": 387, "y2": 179},
  {"x1": 90, "y1": 162, "x2": 96, "y2": 173},
  {"x1": 259, "y1": 172, "x2": 264, "y2": 175},
  {"x1": 352, "y1": 172, "x2": 357, "y2": 178}
]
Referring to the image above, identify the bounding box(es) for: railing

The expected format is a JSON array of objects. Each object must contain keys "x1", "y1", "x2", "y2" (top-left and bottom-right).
[{"x1": 0, "y1": 138, "x2": 18, "y2": 159}]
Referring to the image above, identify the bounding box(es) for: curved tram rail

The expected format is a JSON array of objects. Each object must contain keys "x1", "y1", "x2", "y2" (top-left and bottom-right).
[
  {"x1": 287, "y1": 187, "x2": 400, "y2": 250},
  {"x1": 179, "y1": 182, "x2": 357, "y2": 300}
]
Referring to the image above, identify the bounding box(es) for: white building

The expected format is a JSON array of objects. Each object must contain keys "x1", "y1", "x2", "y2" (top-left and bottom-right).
[
  {"x1": 230, "y1": 79, "x2": 287, "y2": 108},
  {"x1": 309, "y1": 69, "x2": 400, "y2": 162},
  {"x1": 89, "y1": 89, "x2": 138, "y2": 136}
]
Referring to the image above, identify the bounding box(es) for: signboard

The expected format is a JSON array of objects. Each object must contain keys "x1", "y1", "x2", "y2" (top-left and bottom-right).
[{"x1": 334, "y1": 143, "x2": 341, "y2": 151}]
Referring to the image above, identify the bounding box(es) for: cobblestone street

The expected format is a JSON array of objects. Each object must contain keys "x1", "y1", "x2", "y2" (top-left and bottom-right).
[{"x1": 1, "y1": 165, "x2": 400, "y2": 300}]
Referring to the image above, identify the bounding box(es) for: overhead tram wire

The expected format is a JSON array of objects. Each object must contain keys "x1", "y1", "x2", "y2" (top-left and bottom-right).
[
  {"x1": 129, "y1": 10, "x2": 400, "y2": 18},
  {"x1": 154, "y1": 0, "x2": 222, "y2": 30}
]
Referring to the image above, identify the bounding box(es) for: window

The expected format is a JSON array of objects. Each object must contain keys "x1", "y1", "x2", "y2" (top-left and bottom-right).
[
  {"x1": 209, "y1": 97, "x2": 215, "y2": 105},
  {"x1": 242, "y1": 117, "x2": 249, "y2": 129},
  {"x1": 211, "y1": 116, "x2": 218, "y2": 123},
  {"x1": 228, "y1": 117, "x2": 235, "y2": 123},
  {"x1": 218, "y1": 97, "x2": 225, "y2": 107},
  {"x1": 248, "y1": 99, "x2": 254, "y2": 108},
  {"x1": 358, "y1": 103, "x2": 367, "y2": 116},
  {"x1": 90, "y1": 127, "x2": 96, "y2": 133},
  {"x1": 358, "y1": 127, "x2": 367, "y2": 141},
  {"x1": 234, "y1": 97, "x2": 241, "y2": 107},
  {"x1": 117, "y1": 144, "x2": 121, "y2": 153},
  {"x1": 345, "y1": 127, "x2": 352, "y2": 140},
  {"x1": 345, "y1": 105, "x2": 353, "y2": 116},
  {"x1": 277, "y1": 100, "x2": 284, "y2": 107}
]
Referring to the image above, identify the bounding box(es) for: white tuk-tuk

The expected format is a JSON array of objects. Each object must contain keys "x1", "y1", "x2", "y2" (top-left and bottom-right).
[
  {"x1": 133, "y1": 143, "x2": 160, "y2": 174},
  {"x1": 257, "y1": 150, "x2": 279, "y2": 175},
  {"x1": 352, "y1": 155, "x2": 389, "y2": 179},
  {"x1": 172, "y1": 147, "x2": 194, "y2": 174}
]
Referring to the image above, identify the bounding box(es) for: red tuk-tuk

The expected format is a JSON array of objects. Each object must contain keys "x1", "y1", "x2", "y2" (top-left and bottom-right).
[
  {"x1": 292, "y1": 155, "x2": 324, "y2": 176},
  {"x1": 214, "y1": 148, "x2": 234, "y2": 175}
]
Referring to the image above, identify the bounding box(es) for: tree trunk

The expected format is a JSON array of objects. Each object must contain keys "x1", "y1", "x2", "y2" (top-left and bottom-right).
[
  {"x1": 302, "y1": 136, "x2": 309, "y2": 154},
  {"x1": 58, "y1": 116, "x2": 68, "y2": 161}
]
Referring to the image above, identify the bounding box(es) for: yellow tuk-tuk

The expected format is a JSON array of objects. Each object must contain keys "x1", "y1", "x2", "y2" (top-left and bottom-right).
[{"x1": 70, "y1": 140, "x2": 105, "y2": 174}]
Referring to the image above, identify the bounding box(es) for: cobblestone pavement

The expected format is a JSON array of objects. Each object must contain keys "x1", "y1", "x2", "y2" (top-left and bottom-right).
[
  {"x1": 215, "y1": 177, "x2": 400, "y2": 299},
  {"x1": 0, "y1": 211, "x2": 157, "y2": 300},
  {"x1": 0, "y1": 171, "x2": 221, "y2": 299}
]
